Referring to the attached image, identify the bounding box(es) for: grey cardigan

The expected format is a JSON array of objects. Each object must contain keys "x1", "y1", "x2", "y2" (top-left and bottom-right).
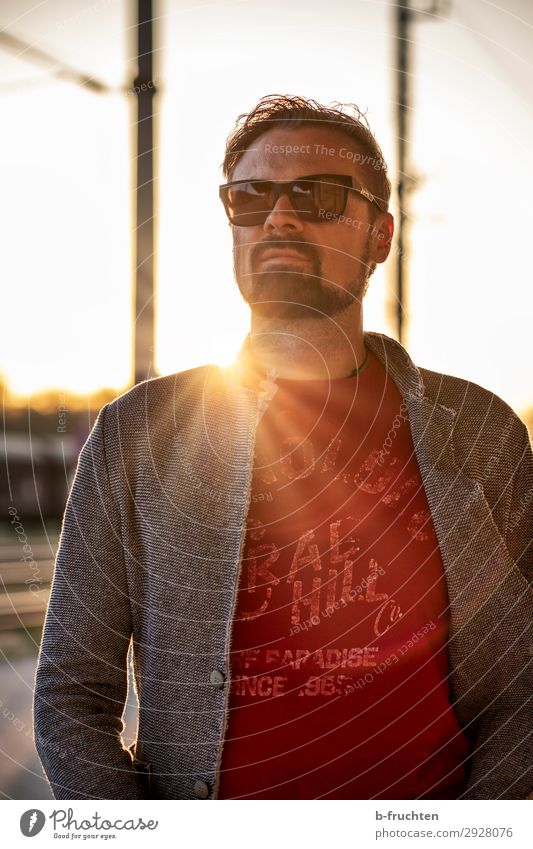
[{"x1": 34, "y1": 331, "x2": 533, "y2": 800}]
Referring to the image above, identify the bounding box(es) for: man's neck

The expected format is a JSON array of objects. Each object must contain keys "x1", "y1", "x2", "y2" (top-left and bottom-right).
[{"x1": 248, "y1": 306, "x2": 366, "y2": 380}]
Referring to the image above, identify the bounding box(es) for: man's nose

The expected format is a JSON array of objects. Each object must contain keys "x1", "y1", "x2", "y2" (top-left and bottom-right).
[{"x1": 263, "y1": 193, "x2": 304, "y2": 233}]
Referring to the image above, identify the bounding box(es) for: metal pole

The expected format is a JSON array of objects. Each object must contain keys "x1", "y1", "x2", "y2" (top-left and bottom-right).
[
  {"x1": 394, "y1": 0, "x2": 411, "y2": 345},
  {"x1": 0, "y1": 30, "x2": 107, "y2": 92},
  {"x1": 133, "y1": 0, "x2": 157, "y2": 384}
]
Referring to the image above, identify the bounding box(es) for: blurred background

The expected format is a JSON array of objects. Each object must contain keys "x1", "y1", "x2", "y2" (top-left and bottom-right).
[{"x1": 1, "y1": 0, "x2": 532, "y2": 799}]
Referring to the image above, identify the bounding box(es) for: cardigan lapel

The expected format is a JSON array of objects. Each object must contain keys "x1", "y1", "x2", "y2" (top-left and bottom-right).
[{"x1": 363, "y1": 332, "x2": 532, "y2": 710}]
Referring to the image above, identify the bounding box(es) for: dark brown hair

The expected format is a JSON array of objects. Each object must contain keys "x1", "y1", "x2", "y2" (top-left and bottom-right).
[{"x1": 222, "y1": 94, "x2": 391, "y2": 213}]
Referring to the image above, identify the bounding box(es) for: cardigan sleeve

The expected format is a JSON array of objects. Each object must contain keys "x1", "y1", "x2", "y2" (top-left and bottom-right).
[
  {"x1": 504, "y1": 422, "x2": 533, "y2": 586},
  {"x1": 33, "y1": 403, "x2": 147, "y2": 799}
]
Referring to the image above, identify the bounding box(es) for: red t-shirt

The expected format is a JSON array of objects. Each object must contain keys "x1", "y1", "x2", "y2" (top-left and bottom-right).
[{"x1": 218, "y1": 350, "x2": 472, "y2": 799}]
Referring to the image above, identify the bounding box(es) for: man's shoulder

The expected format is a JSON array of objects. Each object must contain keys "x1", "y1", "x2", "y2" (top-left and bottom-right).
[
  {"x1": 417, "y1": 364, "x2": 531, "y2": 477},
  {"x1": 366, "y1": 330, "x2": 527, "y2": 434},
  {"x1": 95, "y1": 365, "x2": 227, "y2": 446},
  {"x1": 419, "y1": 363, "x2": 524, "y2": 430},
  {"x1": 106, "y1": 364, "x2": 217, "y2": 415}
]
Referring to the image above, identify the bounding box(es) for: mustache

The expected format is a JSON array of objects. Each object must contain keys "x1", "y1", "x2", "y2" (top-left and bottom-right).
[{"x1": 250, "y1": 235, "x2": 320, "y2": 267}]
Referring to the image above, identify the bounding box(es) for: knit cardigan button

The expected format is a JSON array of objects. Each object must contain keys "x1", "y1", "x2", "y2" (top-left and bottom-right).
[
  {"x1": 193, "y1": 779, "x2": 210, "y2": 799},
  {"x1": 209, "y1": 669, "x2": 225, "y2": 689}
]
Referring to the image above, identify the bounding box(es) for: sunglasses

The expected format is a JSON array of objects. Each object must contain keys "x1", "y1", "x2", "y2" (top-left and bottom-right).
[{"x1": 219, "y1": 173, "x2": 384, "y2": 227}]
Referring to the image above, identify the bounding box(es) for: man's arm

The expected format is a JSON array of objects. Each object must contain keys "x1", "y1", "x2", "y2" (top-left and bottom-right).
[
  {"x1": 34, "y1": 403, "x2": 146, "y2": 799},
  {"x1": 464, "y1": 419, "x2": 533, "y2": 800}
]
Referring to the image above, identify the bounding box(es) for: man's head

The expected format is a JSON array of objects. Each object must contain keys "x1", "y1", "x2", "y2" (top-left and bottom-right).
[{"x1": 220, "y1": 94, "x2": 394, "y2": 323}]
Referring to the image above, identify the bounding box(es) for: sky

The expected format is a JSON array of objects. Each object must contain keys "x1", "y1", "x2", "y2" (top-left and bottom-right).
[{"x1": 1, "y1": 0, "x2": 532, "y2": 415}]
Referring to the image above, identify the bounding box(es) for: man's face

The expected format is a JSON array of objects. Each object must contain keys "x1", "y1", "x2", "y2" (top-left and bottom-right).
[{"x1": 228, "y1": 126, "x2": 392, "y2": 322}]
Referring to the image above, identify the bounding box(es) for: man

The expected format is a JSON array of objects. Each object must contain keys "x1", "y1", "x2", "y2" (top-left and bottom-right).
[{"x1": 34, "y1": 95, "x2": 532, "y2": 801}]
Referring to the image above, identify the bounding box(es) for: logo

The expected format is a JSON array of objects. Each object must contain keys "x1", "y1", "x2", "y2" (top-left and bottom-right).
[{"x1": 20, "y1": 809, "x2": 46, "y2": 837}]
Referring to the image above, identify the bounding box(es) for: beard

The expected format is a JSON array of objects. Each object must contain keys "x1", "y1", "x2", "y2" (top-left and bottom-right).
[{"x1": 234, "y1": 236, "x2": 373, "y2": 321}]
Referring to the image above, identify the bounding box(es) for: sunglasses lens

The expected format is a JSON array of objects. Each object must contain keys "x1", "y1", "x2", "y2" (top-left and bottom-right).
[
  {"x1": 289, "y1": 178, "x2": 347, "y2": 219},
  {"x1": 221, "y1": 177, "x2": 348, "y2": 226},
  {"x1": 310, "y1": 178, "x2": 347, "y2": 217},
  {"x1": 223, "y1": 181, "x2": 273, "y2": 227}
]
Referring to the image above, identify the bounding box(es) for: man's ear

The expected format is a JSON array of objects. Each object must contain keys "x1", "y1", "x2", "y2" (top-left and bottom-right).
[{"x1": 370, "y1": 212, "x2": 394, "y2": 264}]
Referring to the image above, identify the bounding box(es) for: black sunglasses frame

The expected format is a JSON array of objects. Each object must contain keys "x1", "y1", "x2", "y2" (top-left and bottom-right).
[{"x1": 219, "y1": 173, "x2": 385, "y2": 226}]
